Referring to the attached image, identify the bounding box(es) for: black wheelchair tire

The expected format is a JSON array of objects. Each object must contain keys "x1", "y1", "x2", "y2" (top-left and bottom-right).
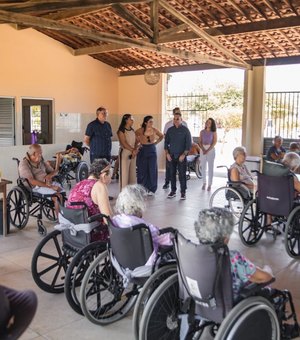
[
  {"x1": 215, "y1": 296, "x2": 280, "y2": 340},
  {"x1": 285, "y1": 205, "x2": 300, "y2": 259},
  {"x1": 238, "y1": 199, "x2": 265, "y2": 247},
  {"x1": 31, "y1": 230, "x2": 71, "y2": 293},
  {"x1": 7, "y1": 186, "x2": 29, "y2": 229},
  {"x1": 80, "y1": 251, "x2": 137, "y2": 325},
  {"x1": 75, "y1": 161, "x2": 89, "y2": 182},
  {"x1": 132, "y1": 264, "x2": 177, "y2": 340},
  {"x1": 64, "y1": 241, "x2": 107, "y2": 315},
  {"x1": 139, "y1": 273, "x2": 180, "y2": 340}
]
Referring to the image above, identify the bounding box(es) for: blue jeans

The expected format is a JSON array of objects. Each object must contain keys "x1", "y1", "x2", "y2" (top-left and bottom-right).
[{"x1": 169, "y1": 157, "x2": 187, "y2": 193}]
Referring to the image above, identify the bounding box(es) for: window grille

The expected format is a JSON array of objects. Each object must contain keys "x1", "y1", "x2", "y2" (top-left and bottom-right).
[{"x1": 0, "y1": 97, "x2": 15, "y2": 146}]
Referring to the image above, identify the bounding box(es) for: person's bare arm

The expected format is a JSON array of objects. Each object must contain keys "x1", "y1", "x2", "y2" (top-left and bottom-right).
[
  {"x1": 294, "y1": 177, "x2": 300, "y2": 193},
  {"x1": 249, "y1": 267, "x2": 273, "y2": 284},
  {"x1": 84, "y1": 135, "x2": 90, "y2": 146},
  {"x1": 91, "y1": 181, "x2": 112, "y2": 217},
  {"x1": 154, "y1": 128, "x2": 164, "y2": 144}
]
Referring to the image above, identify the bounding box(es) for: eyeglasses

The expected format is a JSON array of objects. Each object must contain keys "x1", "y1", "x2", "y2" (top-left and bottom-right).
[
  {"x1": 173, "y1": 118, "x2": 181, "y2": 121},
  {"x1": 147, "y1": 136, "x2": 151, "y2": 143}
]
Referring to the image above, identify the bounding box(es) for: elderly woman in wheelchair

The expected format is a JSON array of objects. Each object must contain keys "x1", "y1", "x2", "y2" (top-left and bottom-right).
[
  {"x1": 238, "y1": 152, "x2": 300, "y2": 258},
  {"x1": 138, "y1": 208, "x2": 299, "y2": 340},
  {"x1": 78, "y1": 184, "x2": 176, "y2": 326},
  {"x1": 209, "y1": 146, "x2": 253, "y2": 217}
]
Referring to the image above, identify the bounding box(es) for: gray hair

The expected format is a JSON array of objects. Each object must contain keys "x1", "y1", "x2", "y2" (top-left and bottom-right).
[
  {"x1": 282, "y1": 152, "x2": 300, "y2": 172},
  {"x1": 194, "y1": 208, "x2": 235, "y2": 244},
  {"x1": 89, "y1": 158, "x2": 110, "y2": 179},
  {"x1": 28, "y1": 144, "x2": 41, "y2": 155},
  {"x1": 232, "y1": 146, "x2": 246, "y2": 160},
  {"x1": 115, "y1": 184, "x2": 147, "y2": 217}
]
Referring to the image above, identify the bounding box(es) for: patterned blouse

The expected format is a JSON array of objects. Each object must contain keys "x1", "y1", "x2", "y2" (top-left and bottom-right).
[
  {"x1": 230, "y1": 250, "x2": 256, "y2": 301},
  {"x1": 66, "y1": 179, "x2": 108, "y2": 241}
]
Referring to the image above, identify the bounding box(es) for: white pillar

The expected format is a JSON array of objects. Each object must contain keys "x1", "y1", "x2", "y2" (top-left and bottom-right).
[{"x1": 242, "y1": 66, "x2": 266, "y2": 156}]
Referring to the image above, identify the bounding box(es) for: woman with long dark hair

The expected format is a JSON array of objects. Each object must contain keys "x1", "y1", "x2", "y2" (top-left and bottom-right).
[
  {"x1": 117, "y1": 114, "x2": 139, "y2": 189},
  {"x1": 199, "y1": 117, "x2": 217, "y2": 191},
  {"x1": 135, "y1": 115, "x2": 163, "y2": 195}
]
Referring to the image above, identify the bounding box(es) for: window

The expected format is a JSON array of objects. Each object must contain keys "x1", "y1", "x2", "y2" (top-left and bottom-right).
[
  {"x1": 0, "y1": 97, "x2": 15, "y2": 146},
  {"x1": 30, "y1": 105, "x2": 41, "y2": 132}
]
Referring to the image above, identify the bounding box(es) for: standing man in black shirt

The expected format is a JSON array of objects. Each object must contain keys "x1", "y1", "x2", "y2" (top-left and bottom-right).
[
  {"x1": 84, "y1": 107, "x2": 113, "y2": 163},
  {"x1": 165, "y1": 112, "x2": 191, "y2": 200}
]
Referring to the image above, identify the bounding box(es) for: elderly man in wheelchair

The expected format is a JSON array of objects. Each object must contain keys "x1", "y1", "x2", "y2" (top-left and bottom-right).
[
  {"x1": 14, "y1": 143, "x2": 64, "y2": 234},
  {"x1": 138, "y1": 208, "x2": 300, "y2": 340}
]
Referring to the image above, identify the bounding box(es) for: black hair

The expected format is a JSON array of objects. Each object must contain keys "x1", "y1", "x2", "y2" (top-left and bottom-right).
[
  {"x1": 89, "y1": 158, "x2": 110, "y2": 178},
  {"x1": 207, "y1": 117, "x2": 217, "y2": 132},
  {"x1": 117, "y1": 114, "x2": 132, "y2": 133},
  {"x1": 141, "y1": 115, "x2": 153, "y2": 132},
  {"x1": 172, "y1": 107, "x2": 181, "y2": 114}
]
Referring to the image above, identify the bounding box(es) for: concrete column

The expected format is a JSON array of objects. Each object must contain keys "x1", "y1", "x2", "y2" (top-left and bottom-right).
[{"x1": 242, "y1": 66, "x2": 266, "y2": 156}]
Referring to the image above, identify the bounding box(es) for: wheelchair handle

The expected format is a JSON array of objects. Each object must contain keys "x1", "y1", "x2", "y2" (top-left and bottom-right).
[
  {"x1": 69, "y1": 201, "x2": 88, "y2": 208},
  {"x1": 88, "y1": 213, "x2": 109, "y2": 223},
  {"x1": 159, "y1": 227, "x2": 177, "y2": 235},
  {"x1": 217, "y1": 165, "x2": 229, "y2": 170}
]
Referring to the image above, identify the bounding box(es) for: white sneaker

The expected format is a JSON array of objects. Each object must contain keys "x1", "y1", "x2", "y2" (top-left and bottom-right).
[{"x1": 147, "y1": 191, "x2": 155, "y2": 196}]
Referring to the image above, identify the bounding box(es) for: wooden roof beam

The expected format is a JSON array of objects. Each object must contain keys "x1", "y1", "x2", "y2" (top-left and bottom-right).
[
  {"x1": 42, "y1": 6, "x2": 111, "y2": 20},
  {"x1": 283, "y1": 0, "x2": 299, "y2": 16},
  {"x1": 150, "y1": 0, "x2": 159, "y2": 44},
  {"x1": 0, "y1": 0, "x2": 151, "y2": 13},
  {"x1": 261, "y1": 0, "x2": 281, "y2": 18},
  {"x1": 159, "y1": 0, "x2": 247, "y2": 66},
  {"x1": 111, "y1": 3, "x2": 153, "y2": 39},
  {"x1": 0, "y1": 9, "x2": 250, "y2": 70}
]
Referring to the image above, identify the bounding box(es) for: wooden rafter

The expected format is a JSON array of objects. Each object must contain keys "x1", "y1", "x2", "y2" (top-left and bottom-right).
[
  {"x1": 150, "y1": 0, "x2": 159, "y2": 43},
  {"x1": 261, "y1": 0, "x2": 281, "y2": 18},
  {"x1": 111, "y1": 3, "x2": 153, "y2": 38},
  {"x1": 159, "y1": 0, "x2": 247, "y2": 65},
  {"x1": 283, "y1": 0, "x2": 299, "y2": 16},
  {"x1": 279, "y1": 30, "x2": 300, "y2": 51},
  {"x1": 250, "y1": 34, "x2": 277, "y2": 57},
  {"x1": 42, "y1": 6, "x2": 110, "y2": 20},
  {"x1": 0, "y1": 9, "x2": 250, "y2": 69},
  {"x1": 225, "y1": 0, "x2": 253, "y2": 22},
  {"x1": 0, "y1": 0, "x2": 151, "y2": 13},
  {"x1": 207, "y1": 0, "x2": 238, "y2": 24},
  {"x1": 243, "y1": 0, "x2": 268, "y2": 19},
  {"x1": 265, "y1": 31, "x2": 288, "y2": 54}
]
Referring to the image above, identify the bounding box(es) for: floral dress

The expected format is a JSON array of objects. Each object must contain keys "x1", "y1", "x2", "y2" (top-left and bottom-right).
[
  {"x1": 230, "y1": 250, "x2": 256, "y2": 302},
  {"x1": 67, "y1": 179, "x2": 109, "y2": 241}
]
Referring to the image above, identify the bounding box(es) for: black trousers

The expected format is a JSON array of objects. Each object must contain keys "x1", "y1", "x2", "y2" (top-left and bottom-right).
[
  {"x1": 169, "y1": 157, "x2": 187, "y2": 193},
  {"x1": 90, "y1": 154, "x2": 111, "y2": 163},
  {"x1": 0, "y1": 285, "x2": 38, "y2": 339}
]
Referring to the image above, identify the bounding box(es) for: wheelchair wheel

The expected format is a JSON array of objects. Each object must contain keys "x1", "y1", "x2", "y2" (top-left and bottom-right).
[
  {"x1": 7, "y1": 186, "x2": 29, "y2": 229},
  {"x1": 239, "y1": 199, "x2": 265, "y2": 247},
  {"x1": 42, "y1": 202, "x2": 56, "y2": 222},
  {"x1": 64, "y1": 241, "x2": 106, "y2": 315},
  {"x1": 139, "y1": 273, "x2": 179, "y2": 340},
  {"x1": 80, "y1": 251, "x2": 138, "y2": 325},
  {"x1": 132, "y1": 264, "x2": 177, "y2": 340},
  {"x1": 215, "y1": 296, "x2": 280, "y2": 340},
  {"x1": 75, "y1": 161, "x2": 89, "y2": 182},
  {"x1": 195, "y1": 157, "x2": 202, "y2": 179},
  {"x1": 285, "y1": 206, "x2": 300, "y2": 259},
  {"x1": 209, "y1": 186, "x2": 244, "y2": 218},
  {"x1": 31, "y1": 230, "x2": 71, "y2": 293}
]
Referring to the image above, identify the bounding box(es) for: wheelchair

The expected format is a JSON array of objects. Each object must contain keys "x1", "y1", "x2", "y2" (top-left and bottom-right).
[
  {"x1": 79, "y1": 214, "x2": 176, "y2": 326},
  {"x1": 186, "y1": 154, "x2": 202, "y2": 180},
  {"x1": 7, "y1": 158, "x2": 66, "y2": 236},
  {"x1": 138, "y1": 231, "x2": 300, "y2": 340},
  {"x1": 238, "y1": 161, "x2": 300, "y2": 258},
  {"x1": 53, "y1": 141, "x2": 89, "y2": 189},
  {"x1": 209, "y1": 166, "x2": 252, "y2": 218},
  {"x1": 31, "y1": 203, "x2": 107, "y2": 316}
]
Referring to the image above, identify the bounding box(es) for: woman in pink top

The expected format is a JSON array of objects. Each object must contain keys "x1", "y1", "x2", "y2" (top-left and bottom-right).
[
  {"x1": 199, "y1": 118, "x2": 217, "y2": 191},
  {"x1": 67, "y1": 158, "x2": 112, "y2": 241}
]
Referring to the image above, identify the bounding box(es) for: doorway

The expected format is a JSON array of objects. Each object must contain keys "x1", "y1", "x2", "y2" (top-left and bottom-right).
[{"x1": 22, "y1": 99, "x2": 53, "y2": 145}]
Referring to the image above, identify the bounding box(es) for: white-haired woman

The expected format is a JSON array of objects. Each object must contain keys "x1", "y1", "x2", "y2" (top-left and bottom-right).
[
  {"x1": 195, "y1": 208, "x2": 273, "y2": 302},
  {"x1": 112, "y1": 184, "x2": 172, "y2": 265},
  {"x1": 230, "y1": 146, "x2": 254, "y2": 190},
  {"x1": 282, "y1": 152, "x2": 300, "y2": 193}
]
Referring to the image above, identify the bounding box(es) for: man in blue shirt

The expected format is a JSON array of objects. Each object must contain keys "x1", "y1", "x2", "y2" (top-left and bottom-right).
[
  {"x1": 165, "y1": 112, "x2": 192, "y2": 200},
  {"x1": 84, "y1": 107, "x2": 113, "y2": 163}
]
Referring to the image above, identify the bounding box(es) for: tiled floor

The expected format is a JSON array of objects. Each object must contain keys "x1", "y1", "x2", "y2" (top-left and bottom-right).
[{"x1": 1, "y1": 172, "x2": 300, "y2": 339}]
